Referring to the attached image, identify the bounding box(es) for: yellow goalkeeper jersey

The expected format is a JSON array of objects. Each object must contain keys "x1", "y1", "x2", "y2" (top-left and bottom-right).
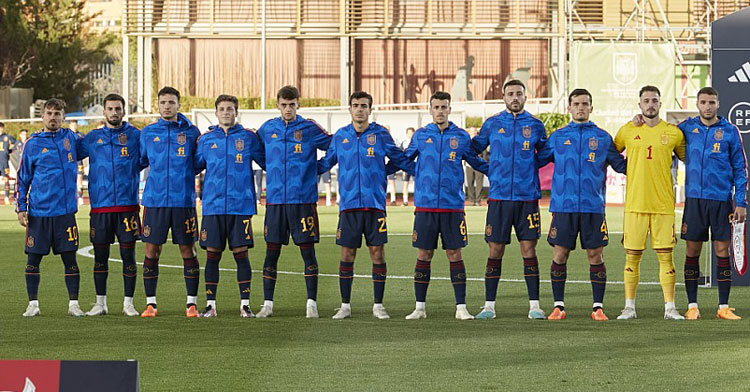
[{"x1": 614, "y1": 120, "x2": 686, "y2": 215}]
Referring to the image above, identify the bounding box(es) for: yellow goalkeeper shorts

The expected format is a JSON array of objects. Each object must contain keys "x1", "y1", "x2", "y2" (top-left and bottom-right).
[{"x1": 623, "y1": 212, "x2": 676, "y2": 250}]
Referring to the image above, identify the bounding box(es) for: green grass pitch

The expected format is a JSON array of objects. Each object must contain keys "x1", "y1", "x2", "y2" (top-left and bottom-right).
[{"x1": 1, "y1": 204, "x2": 749, "y2": 391}]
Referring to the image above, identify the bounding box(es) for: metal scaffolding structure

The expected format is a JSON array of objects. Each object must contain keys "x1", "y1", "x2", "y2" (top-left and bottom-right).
[{"x1": 121, "y1": 0, "x2": 750, "y2": 113}]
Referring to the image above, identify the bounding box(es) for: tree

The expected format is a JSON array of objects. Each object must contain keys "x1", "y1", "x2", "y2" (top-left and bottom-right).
[{"x1": 0, "y1": 0, "x2": 116, "y2": 109}]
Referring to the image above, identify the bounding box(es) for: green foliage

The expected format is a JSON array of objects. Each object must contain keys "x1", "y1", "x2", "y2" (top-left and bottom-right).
[
  {"x1": 537, "y1": 112, "x2": 570, "y2": 136},
  {"x1": 465, "y1": 116, "x2": 483, "y2": 129},
  {"x1": 0, "y1": 0, "x2": 116, "y2": 109}
]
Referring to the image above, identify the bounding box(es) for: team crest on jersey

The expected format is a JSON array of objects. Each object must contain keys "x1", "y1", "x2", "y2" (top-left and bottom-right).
[
  {"x1": 294, "y1": 130, "x2": 303, "y2": 141},
  {"x1": 661, "y1": 134, "x2": 669, "y2": 145},
  {"x1": 177, "y1": 133, "x2": 186, "y2": 145},
  {"x1": 118, "y1": 133, "x2": 128, "y2": 145},
  {"x1": 589, "y1": 137, "x2": 598, "y2": 150},
  {"x1": 715, "y1": 129, "x2": 724, "y2": 141},
  {"x1": 200, "y1": 229, "x2": 207, "y2": 241},
  {"x1": 235, "y1": 139, "x2": 244, "y2": 152},
  {"x1": 412, "y1": 230, "x2": 418, "y2": 242},
  {"x1": 523, "y1": 126, "x2": 532, "y2": 138},
  {"x1": 485, "y1": 224, "x2": 492, "y2": 236},
  {"x1": 450, "y1": 137, "x2": 459, "y2": 149},
  {"x1": 549, "y1": 227, "x2": 558, "y2": 239},
  {"x1": 26, "y1": 236, "x2": 34, "y2": 247},
  {"x1": 367, "y1": 134, "x2": 377, "y2": 146},
  {"x1": 63, "y1": 138, "x2": 71, "y2": 151},
  {"x1": 143, "y1": 225, "x2": 151, "y2": 237}
]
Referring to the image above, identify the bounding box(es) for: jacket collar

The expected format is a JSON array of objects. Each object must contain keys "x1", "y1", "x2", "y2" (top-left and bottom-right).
[
  {"x1": 425, "y1": 121, "x2": 457, "y2": 134},
  {"x1": 157, "y1": 113, "x2": 193, "y2": 129},
  {"x1": 209, "y1": 123, "x2": 245, "y2": 135}
]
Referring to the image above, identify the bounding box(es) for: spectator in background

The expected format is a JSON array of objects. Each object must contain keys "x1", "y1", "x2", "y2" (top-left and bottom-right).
[
  {"x1": 465, "y1": 127, "x2": 487, "y2": 206},
  {"x1": 400, "y1": 127, "x2": 415, "y2": 206}
]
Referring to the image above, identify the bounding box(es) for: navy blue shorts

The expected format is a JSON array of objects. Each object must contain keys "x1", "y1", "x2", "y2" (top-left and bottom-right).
[
  {"x1": 90, "y1": 210, "x2": 141, "y2": 244},
  {"x1": 412, "y1": 211, "x2": 468, "y2": 250},
  {"x1": 336, "y1": 210, "x2": 387, "y2": 248},
  {"x1": 200, "y1": 214, "x2": 255, "y2": 250},
  {"x1": 25, "y1": 213, "x2": 79, "y2": 255},
  {"x1": 319, "y1": 172, "x2": 331, "y2": 183},
  {"x1": 485, "y1": 200, "x2": 541, "y2": 244},
  {"x1": 547, "y1": 212, "x2": 609, "y2": 250},
  {"x1": 264, "y1": 203, "x2": 319, "y2": 245},
  {"x1": 681, "y1": 197, "x2": 733, "y2": 242},
  {"x1": 0, "y1": 158, "x2": 9, "y2": 177},
  {"x1": 141, "y1": 207, "x2": 198, "y2": 245}
]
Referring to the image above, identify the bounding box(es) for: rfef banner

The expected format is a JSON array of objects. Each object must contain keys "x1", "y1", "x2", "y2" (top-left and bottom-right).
[
  {"x1": 570, "y1": 42, "x2": 676, "y2": 135},
  {"x1": 712, "y1": 6, "x2": 750, "y2": 286},
  {"x1": 0, "y1": 360, "x2": 139, "y2": 392}
]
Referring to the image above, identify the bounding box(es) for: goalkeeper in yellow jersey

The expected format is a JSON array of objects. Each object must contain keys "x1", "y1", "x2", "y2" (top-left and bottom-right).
[{"x1": 614, "y1": 85, "x2": 686, "y2": 320}]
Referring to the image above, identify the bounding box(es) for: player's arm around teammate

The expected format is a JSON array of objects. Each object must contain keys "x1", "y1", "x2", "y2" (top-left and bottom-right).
[
  {"x1": 537, "y1": 89, "x2": 626, "y2": 321},
  {"x1": 470, "y1": 80, "x2": 548, "y2": 320},
  {"x1": 17, "y1": 99, "x2": 85, "y2": 317}
]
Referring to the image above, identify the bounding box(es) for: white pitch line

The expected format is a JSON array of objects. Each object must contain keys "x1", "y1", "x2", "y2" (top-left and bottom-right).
[{"x1": 77, "y1": 245, "x2": 678, "y2": 286}]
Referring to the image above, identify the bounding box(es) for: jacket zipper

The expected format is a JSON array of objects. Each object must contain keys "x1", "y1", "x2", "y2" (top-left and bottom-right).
[
  {"x1": 578, "y1": 126, "x2": 582, "y2": 212},
  {"x1": 701, "y1": 125, "x2": 708, "y2": 200},
  {"x1": 437, "y1": 129, "x2": 443, "y2": 208},
  {"x1": 111, "y1": 129, "x2": 117, "y2": 207},
  {"x1": 53, "y1": 133, "x2": 69, "y2": 213},
  {"x1": 224, "y1": 131, "x2": 229, "y2": 214},
  {"x1": 510, "y1": 116, "x2": 516, "y2": 200}
]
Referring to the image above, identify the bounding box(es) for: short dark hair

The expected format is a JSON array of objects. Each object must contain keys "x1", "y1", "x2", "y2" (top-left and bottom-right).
[
  {"x1": 157, "y1": 86, "x2": 181, "y2": 102},
  {"x1": 503, "y1": 80, "x2": 526, "y2": 93},
  {"x1": 568, "y1": 88, "x2": 592, "y2": 105},
  {"x1": 19, "y1": 128, "x2": 28, "y2": 133},
  {"x1": 277, "y1": 85, "x2": 300, "y2": 101},
  {"x1": 349, "y1": 91, "x2": 373, "y2": 107},
  {"x1": 639, "y1": 85, "x2": 661, "y2": 97},
  {"x1": 406, "y1": 127, "x2": 415, "y2": 133},
  {"x1": 103, "y1": 93, "x2": 126, "y2": 108},
  {"x1": 0, "y1": 122, "x2": 4, "y2": 128},
  {"x1": 44, "y1": 98, "x2": 66, "y2": 112},
  {"x1": 697, "y1": 87, "x2": 719, "y2": 99},
  {"x1": 429, "y1": 91, "x2": 451, "y2": 104},
  {"x1": 215, "y1": 94, "x2": 239, "y2": 111}
]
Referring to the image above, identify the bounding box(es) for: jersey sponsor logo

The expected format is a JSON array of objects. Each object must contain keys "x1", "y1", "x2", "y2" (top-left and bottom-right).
[
  {"x1": 177, "y1": 133, "x2": 187, "y2": 145},
  {"x1": 367, "y1": 134, "x2": 377, "y2": 146},
  {"x1": 120, "y1": 147, "x2": 128, "y2": 157},
  {"x1": 426, "y1": 138, "x2": 433, "y2": 143},
  {"x1": 97, "y1": 138, "x2": 104, "y2": 144},
  {"x1": 63, "y1": 138, "x2": 71, "y2": 151},
  {"x1": 448, "y1": 151, "x2": 457, "y2": 161},
  {"x1": 41, "y1": 148, "x2": 48, "y2": 153},
  {"x1": 143, "y1": 225, "x2": 151, "y2": 237},
  {"x1": 294, "y1": 143, "x2": 303, "y2": 153},
  {"x1": 450, "y1": 137, "x2": 458, "y2": 149},
  {"x1": 587, "y1": 152, "x2": 596, "y2": 162},
  {"x1": 342, "y1": 138, "x2": 349, "y2": 144},
  {"x1": 294, "y1": 130, "x2": 303, "y2": 141},
  {"x1": 211, "y1": 143, "x2": 218, "y2": 149},
  {"x1": 67, "y1": 152, "x2": 74, "y2": 162},
  {"x1": 177, "y1": 147, "x2": 186, "y2": 157},
  {"x1": 661, "y1": 134, "x2": 669, "y2": 145},
  {"x1": 200, "y1": 228, "x2": 207, "y2": 241},
  {"x1": 119, "y1": 133, "x2": 128, "y2": 145},
  {"x1": 633, "y1": 135, "x2": 641, "y2": 140},
  {"x1": 366, "y1": 147, "x2": 375, "y2": 157},
  {"x1": 589, "y1": 137, "x2": 598, "y2": 150},
  {"x1": 498, "y1": 128, "x2": 505, "y2": 134},
  {"x1": 26, "y1": 235, "x2": 34, "y2": 247},
  {"x1": 563, "y1": 139, "x2": 571, "y2": 145},
  {"x1": 715, "y1": 129, "x2": 724, "y2": 141},
  {"x1": 235, "y1": 139, "x2": 244, "y2": 151},
  {"x1": 522, "y1": 126, "x2": 531, "y2": 138},
  {"x1": 522, "y1": 141, "x2": 531, "y2": 151},
  {"x1": 235, "y1": 153, "x2": 243, "y2": 163},
  {"x1": 153, "y1": 136, "x2": 161, "y2": 142}
]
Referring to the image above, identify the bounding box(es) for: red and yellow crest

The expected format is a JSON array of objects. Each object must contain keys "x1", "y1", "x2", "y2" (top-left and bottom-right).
[
  {"x1": 367, "y1": 134, "x2": 377, "y2": 146},
  {"x1": 200, "y1": 229, "x2": 208, "y2": 241},
  {"x1": 450, "y1": 137, "x2": 459, "y2": 149},
  {"x1": 588, "y1": 137, "x2": 598, "y2": 151},
  {"x1": 26, "y1": 235, "x2": 35, "y2": 247},
  {"x1": 177, "y1": 133, "x2": 187, "y2": 145},
  {"x1": 715, "y1": 129, "x2": 724, "y2": 141},
  {"x1": 118, "y1": 133, "x2": 128, "y2": 145},
  {"x1": 143, "y1": 225, "x2": 151, "y2": 237},
  {"x1": 235, "y1": 138, "x2": 244, "y2": 152},
  {"x1": 294, "y1": 130, "x2": 303, "y2": 141},
  {"x1": 63, "y1": 138, "x2": 71, "y2": 151},
  {"x1": 522, "y1": 126, "x2": 532, "y2": 138}
]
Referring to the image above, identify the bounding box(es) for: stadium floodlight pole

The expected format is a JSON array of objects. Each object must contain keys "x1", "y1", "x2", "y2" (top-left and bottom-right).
[{"x1": 261, "y1": 0, "x2": 266, "y2": 110}]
